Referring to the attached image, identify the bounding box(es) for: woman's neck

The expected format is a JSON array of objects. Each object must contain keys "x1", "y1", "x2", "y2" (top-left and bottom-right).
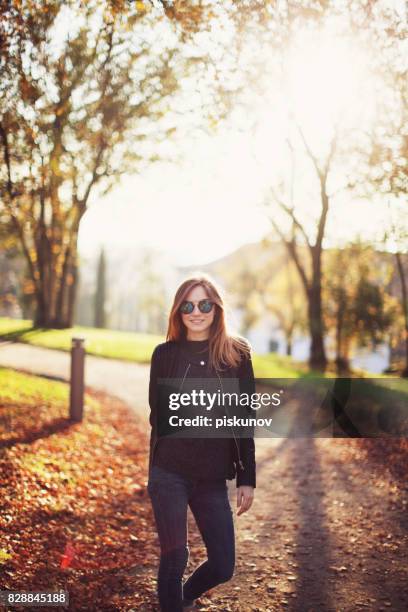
[{"x1": 185, "y1": 332, "x2": 209, "y2": 341}]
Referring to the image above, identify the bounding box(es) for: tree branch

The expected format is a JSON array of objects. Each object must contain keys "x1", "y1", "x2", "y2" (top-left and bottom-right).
[
  {"x1": 295, "y1": 119, "x2": 322, "y2": 178},
  {"x1": 77, "y1": 141, "x2": 108, "y2": 216},
  {"x1": 269, "y1": 186, "x2": 312, "y2": 251},
  {"x1": 0, "y1": 123, "x2": 38, "y2": 286},
  {"x1": 265, "y1": 210, "x2": 310, "y2": 294}
]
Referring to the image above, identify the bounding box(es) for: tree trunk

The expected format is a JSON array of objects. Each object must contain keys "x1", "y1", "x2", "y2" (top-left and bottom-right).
[
  {"x1": 33, "y1": 291, "x2": 49, "y2": 328},
  {"x1": 335, "y1": 312, "x2": 342, "y2": 366},
  {"x1": 55, "y1": 245, "x2": 71, "y2": 327},
  {"x1": 67, "y1": 260, "x2": 78, "y2": 327},
  {"x1": 285, "y1": 322, "x2": 294, "y2": 356},
  {"x1": 54, "y1": 245, "x2": 78, "y2": 328},
  {"x1": 33, "y1": 234, "x2": 79, "y2": 329},
  {"x1": 395, "y1": 251, "x2": 408, "y2": 377},
  {"x1": 34, "y1": 209, "x2": 54, "y2": 327},
  {"x1": 94, "y1": 248, "x2": 107, "y2": 329},
  {"x1": 334, "y1": 293, "x2": 351, "y2": 374},
  {"x1": 335, "y1": 356, "x2": 351, "y2": 374},
  {"x1": 308, "y1": 282, "x2": 327, "y2": 371}
]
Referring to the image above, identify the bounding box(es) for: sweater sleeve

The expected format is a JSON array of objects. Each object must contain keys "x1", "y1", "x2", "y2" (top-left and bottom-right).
[{"x1": 236, "y1": 346, "x2": 257, "y2": 488}]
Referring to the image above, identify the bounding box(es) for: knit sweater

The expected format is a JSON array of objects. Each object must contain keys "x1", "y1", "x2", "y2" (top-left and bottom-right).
[{"x1": 148, "y1": 338, "x2": 256, "y2": 488}]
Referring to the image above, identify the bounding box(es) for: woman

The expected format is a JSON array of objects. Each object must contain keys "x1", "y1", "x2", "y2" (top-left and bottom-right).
[{"x1": 147, "y1": 275, "x2": 256, "y2": 612}]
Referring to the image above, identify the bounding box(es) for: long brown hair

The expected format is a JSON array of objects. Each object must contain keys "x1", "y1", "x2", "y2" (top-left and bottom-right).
[{"x1": 166, "y1": 274, "x2": 250, "y2": 371}]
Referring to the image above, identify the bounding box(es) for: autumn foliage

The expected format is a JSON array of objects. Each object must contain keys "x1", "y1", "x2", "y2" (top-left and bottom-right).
[{"x1": 0, "y1": 386, "x2": 158, "y2": 610}]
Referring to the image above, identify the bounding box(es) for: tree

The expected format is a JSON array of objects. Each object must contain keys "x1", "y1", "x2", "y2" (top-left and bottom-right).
[
  {"x1": 213, "y1": 240, "x2": 306, "y2": 353},
  {"x1": 245, "y1": 0, "x2": 406, "y2": 372},
  {"x1": 394, "y1": 247, "x2": 408, "y2": 376},
  {"x1": 158, "y1": 1, "x2": 406, "y2": 375},
  {"x1": 353, "y1": 276, "x2": 393, "y2": 353},
  {"x1": 0, "y1": 0, "x2": 190, "y2": 328},
  {"x1": 263, "y1": 249, "x2": 306, "y2": 357},
  {"x1": 345, "y1": 3, "x2": 407, "y2": 374},
  {"x1": 94, "y1": 247, "x2": 107, "y2": 329},
  {"x1": 325, "y1": 244, "x2": 396, "y2": 373},
  {"x1": 265, "y1": 122, "x2": 338, "y2": 371},
  {"x1": 136, "y1": 253, "x2": 167, "y2": 335},
  {"x1": 325, "y1": 247, "x2": 355, "y2": 373},
  {"x1": 383, "y1": 208, "x2": 408, "y2": 376},
  {"x1": 227, "y1": 265, "x2": 262, "y2": 336}
]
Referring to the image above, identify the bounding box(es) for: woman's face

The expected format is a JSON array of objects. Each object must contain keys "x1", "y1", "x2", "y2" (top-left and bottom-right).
[{"x1": 181, "y1": 285, "x2": 215, "y2": 340}]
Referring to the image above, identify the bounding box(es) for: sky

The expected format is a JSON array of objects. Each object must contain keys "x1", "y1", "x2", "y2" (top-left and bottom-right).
[
  {"x1": 78, "y1": 106, "x2": 399, "y2": 268},
  {"x1": 78, "y1": 130, "x2": 269, "y2": 266},
  {"x1": 77, "y1": 3, "x2": 407, "y2": 267},
  {"x1": 78, "y1": 134, "x2": 400, "y2": 268}
]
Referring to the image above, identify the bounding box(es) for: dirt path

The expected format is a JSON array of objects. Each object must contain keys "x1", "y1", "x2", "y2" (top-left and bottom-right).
[
  {"x1": 180, "y1": 435, "x2": 408, "y2": 612},
  {"x1": 1, "y1": 342, "x2": 407, "y2": 611},
  {"x1": 133, "y1": 433, "x2": 407, "y2": 612}
]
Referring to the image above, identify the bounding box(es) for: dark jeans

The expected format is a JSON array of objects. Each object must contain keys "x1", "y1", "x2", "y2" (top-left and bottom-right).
[{"x1": 147, "y1": 464, "x2": 235, "y2": 612}]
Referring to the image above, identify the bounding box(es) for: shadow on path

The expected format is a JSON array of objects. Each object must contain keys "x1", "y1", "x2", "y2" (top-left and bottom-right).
[
  {"x1": 289, "y1": 437, "x2": 334, "y2": 612},
  {"x1": 256, "y1": 393, "x2": 335, "y2": 611},
  {"x1": 0, "y1": 327, "x2": 37, "y2": 343}
]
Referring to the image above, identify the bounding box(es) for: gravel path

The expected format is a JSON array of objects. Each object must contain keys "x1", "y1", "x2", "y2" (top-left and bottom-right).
[{"x1": 1, "y1": 341, "x2": 407, "y2": 611}]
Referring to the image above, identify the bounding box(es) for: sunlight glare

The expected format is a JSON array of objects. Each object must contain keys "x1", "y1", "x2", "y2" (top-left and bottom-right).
[{"x1": 284, "y1": 26, "x2": 375, "y2": 153}]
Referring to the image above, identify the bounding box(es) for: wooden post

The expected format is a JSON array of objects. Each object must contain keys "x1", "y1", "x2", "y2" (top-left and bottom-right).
[{"x1": 70, "y1": 337, "x2": 85, "y2": 422}]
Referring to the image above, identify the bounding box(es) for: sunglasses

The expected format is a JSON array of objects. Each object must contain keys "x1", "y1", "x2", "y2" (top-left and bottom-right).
[{"x1": 179, "y1": 299, "x2": 214, "y2": 315}]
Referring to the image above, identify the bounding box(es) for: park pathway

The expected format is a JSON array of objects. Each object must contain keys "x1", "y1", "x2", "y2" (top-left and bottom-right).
[
  {"x1": 0, "y1": 341, "x2": 150, "y2": 422},
  {"x1": 1, "y1": 341, "x2": 407, "y2": 611}
]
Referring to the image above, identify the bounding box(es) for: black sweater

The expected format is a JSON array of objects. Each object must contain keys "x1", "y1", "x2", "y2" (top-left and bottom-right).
[{"x1": 148, "y1": 339, "x2": 256, "y2": 488}]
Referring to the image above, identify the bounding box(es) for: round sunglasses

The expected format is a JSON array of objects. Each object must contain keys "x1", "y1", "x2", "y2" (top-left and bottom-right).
[{"x1": 179, "y1": 299, "x2": 214, "y2": 315}]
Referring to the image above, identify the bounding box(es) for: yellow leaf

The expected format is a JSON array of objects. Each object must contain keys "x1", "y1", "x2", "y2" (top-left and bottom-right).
[{"x1": 0, "y1": 549, "x2": 12, "y2": 564}]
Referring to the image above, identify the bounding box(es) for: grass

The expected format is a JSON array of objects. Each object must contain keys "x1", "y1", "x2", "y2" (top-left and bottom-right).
[
  {"x1": 0, "y1": 366, "x2": 71, "y2": 405},
  {"x1": 0, "y1": 318, "x2": 32, "y2": 335},
  {"x1": 0, "y1": 317, "x2": 162, "y2": 363},
  {"x1": 252, "y1": 352, "x2": 322, "y2": 379}
]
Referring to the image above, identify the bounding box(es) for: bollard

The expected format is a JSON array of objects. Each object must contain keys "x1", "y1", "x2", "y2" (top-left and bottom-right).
[{"x1": 70, "y1": 337, "x2": 85, "y2": 422}]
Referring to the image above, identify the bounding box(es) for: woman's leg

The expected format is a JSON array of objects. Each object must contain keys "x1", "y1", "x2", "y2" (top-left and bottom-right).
[
  {"x1": 182, "y1": 479, "x2": 235, "y2": 602},
  {"x1": 147, "y1": 466, "x2": 191, "y2": 612}
]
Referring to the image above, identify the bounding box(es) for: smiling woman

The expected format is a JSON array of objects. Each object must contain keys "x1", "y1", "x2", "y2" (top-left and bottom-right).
[{"x1": 147, "y1": 274, "x2": 256, "y2": 611}]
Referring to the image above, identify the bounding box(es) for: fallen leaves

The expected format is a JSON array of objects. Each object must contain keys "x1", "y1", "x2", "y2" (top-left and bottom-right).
[
  {"x1": 60, "y1": 542, "x2": 76, "y2": 569},
  {"x1": 0, "y1": 548, "x2": 13, "y2": 564},
  {"x1": 1, "y1": 375, "x2": 408, "y2": 611},
  {"x1": 329, "y1": 565, "x2": 348, "y2": 572},
  {"x1": 0, "y1": 385, "x2": 157, "y2": 609}
]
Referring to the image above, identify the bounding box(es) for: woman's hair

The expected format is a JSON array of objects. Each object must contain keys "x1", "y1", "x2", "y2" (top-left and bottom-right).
[{"x1": 166, "y1": 274, "x2": 250, "y2": 371}]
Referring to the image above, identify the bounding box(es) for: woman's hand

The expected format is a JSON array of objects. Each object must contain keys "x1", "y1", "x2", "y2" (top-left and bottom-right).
[{"x1": 236, "y1": 485, "x2": 254, "y2": 515}]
